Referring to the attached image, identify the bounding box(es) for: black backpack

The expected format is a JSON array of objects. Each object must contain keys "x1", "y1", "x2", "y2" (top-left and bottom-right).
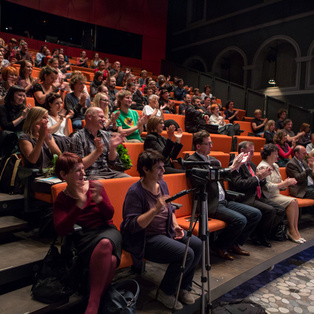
[{"x1": 0, "y1": 154, "x2": 22, "y2": 194}]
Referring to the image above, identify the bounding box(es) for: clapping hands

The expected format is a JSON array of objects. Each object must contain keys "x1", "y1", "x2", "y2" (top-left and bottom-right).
[{"x1": 90, "y1": 180, "x2": 103, "y2": 204}]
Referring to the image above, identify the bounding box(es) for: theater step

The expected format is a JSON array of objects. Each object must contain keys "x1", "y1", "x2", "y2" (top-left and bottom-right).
[
  {"x1": 0, "y1": 216, "x2": 28, "y2": 234},
  {"x1": 0, "y1": 238, "x2": 49, "y2": 286},
  {"x1": 0, "y1": 285, "x2": 83, "y2": 314},
  {"x1": 0, "y1": 193, "x2": 24, "y2": 215}
]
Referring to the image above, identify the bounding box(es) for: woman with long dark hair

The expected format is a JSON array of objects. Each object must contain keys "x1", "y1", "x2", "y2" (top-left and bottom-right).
[
  {"x1": 0, "y1": 85, "x2": 30, "y2": 134},
  {"x1": 18, "y1": 60, "x2": 39, "y2": 97},
  {"x1": 33, "y1": 66, "x2": 58, "y2": 108}
]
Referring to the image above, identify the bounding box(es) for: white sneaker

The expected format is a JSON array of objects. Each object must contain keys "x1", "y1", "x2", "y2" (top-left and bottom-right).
[
  {"x1": 179, "y1": 289, "x2": 195, "y2": 304},
  {"x1": 157, "y1": 289, "x2": 183, "y2": 310}
]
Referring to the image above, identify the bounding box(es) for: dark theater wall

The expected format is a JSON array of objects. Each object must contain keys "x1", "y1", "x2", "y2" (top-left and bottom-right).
[{"x1": 5, "y1": 0, "x2": 167, "y2": 73}]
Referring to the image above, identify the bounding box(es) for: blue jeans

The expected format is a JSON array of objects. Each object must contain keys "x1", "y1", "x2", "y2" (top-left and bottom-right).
[
  {"x1": 144, "y1": 230, "x2": 202, "y2": 295},
  {"x1": 213, "y1": 200, "x2": 261, "y2": 249}
]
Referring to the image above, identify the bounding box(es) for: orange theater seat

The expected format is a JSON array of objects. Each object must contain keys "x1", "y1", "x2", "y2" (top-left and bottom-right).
[
  {"x1": 123, "y1": 142, "x2": 144, "y2": 177},
  {"x1": 182, "y1": 151, "x2": 230, "y2": 168},
  {"x1": 26, "y1": 97, "x2": 35, "y2": 107},
  {"x1": 237, "y1": 121, "x2": 253, "y2": 136},
  {"x1": 234, "y1": 136, "x2": 266, "y2": 152},
  {"x1": 164, "y1": 173, "x2": 226, "y2": 236},
  {"x1": 163, "y1": 113, "x2": 185, "y2": 131},
  {"x1": 210, "y1": 134, "x2": 232, "y2": 153},
  {"x1": 278, "y1": 167, "x2": 314, "y2": 207},
  {"x1": 234, "y1": 108, "x2": 246, "y2": 121}
]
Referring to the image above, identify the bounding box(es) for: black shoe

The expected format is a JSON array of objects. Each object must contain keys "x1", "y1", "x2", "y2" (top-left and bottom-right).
[{"x1": 260, "y1": 237, "x2": 272, "y2": 248}]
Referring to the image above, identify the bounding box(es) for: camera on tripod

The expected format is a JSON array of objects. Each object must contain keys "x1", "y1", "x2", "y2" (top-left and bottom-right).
[
  {"x1": 187, "y1": 167, "x2": 231, "y2": 182},
  {"x1": 178, "y1": 158, "x2": 232, "y2": 186}
]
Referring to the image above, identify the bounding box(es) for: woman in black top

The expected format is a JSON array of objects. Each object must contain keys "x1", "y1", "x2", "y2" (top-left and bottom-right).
[
  {"x1": 159, "y1": 89, "x2": 176, "y2": 114},
  {"x1": 224, "y1": 100, "x2": 239, "y2": 124},
  {"x1": 144, "y1": 116, "x2": 184, "y2": 174},
  {"x1": 0, "y1": 85, "x2": 30, "y2": 134}
]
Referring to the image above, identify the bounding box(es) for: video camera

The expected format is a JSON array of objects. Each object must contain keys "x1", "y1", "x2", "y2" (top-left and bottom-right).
[{"x1": 178, "y1": 158, "x2": 232, "y2": 186}]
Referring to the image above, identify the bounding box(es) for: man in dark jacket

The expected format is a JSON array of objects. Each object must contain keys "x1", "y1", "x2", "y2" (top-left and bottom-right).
[{"x1": 186, "y1": 131, "x2": 261, "y2": 260}]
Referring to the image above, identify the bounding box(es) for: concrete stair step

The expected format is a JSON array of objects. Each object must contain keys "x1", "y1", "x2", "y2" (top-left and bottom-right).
[
  {"x1": 0, "y1": 285, "x2": 83, "y2": 314},
  {"x1": 0, "y1": 193, "x2": 24, "y2": 215},
  {"x1": 0, "y1": 216, "x2": 28, "y2": 234},
  {"x1": 0, "y1": 238, "x2": 49, "y2": 286}
]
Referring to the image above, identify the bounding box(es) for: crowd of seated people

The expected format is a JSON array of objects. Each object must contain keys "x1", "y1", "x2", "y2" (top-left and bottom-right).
[{"x1": 1, "y1": 36, "x2": 314, "y2": 312}]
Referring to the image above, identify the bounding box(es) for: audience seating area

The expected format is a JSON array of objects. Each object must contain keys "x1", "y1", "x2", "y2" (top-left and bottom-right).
[
  {"x1": 51, "y1": 173, "x2": 227, "y2": 269},
  {"x1": 1, "y1": 34, "x2": 314, "y2": 314}
]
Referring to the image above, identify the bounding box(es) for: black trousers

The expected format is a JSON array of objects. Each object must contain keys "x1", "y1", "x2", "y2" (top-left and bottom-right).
[{"x1": 243, "y1": 195, "x2": 285, "y2": 239}]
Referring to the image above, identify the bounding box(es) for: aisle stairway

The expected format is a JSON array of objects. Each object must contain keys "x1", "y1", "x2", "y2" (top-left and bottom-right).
[{"x1": 0, "y1": 194, "x2": 84, "y2": 314}]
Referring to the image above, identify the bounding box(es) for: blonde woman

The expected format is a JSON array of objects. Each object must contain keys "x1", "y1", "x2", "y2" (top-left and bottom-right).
[
  {"x1": 264, "y1": 120, "x2": 276, "y2": 144},
  {"x1": 19, "y1": 106, "x2": 61, "y2": 170},
  {"x1": 93, "y1": 93, "x2": 119, "y2": 131}
]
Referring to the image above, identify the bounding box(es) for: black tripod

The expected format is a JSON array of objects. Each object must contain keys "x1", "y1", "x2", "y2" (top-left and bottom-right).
[{"x1": 174, "y1": 175, "x2": 212, "y2": 314}]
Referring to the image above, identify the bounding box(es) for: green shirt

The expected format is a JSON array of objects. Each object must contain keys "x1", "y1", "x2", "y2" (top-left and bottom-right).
[{"x1": 115, "y1": 109, "x2": 142, "y2": 141}]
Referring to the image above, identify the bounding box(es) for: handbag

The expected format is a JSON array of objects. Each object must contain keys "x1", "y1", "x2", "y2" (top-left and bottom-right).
[
  {"x1": 31, "y1": 237, "x2": 78, "y2": 304},
  {"x1": 100, "y1": 279, "x2": 140, "y2": 314}
]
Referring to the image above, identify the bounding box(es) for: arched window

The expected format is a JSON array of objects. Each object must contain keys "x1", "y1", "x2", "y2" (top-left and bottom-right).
[
  {"x1": 212, "y1": 47, "x2": 247, "y2": 85},
  {"x1": 252, "y1": 36, "x2": 300, "y2": 90}
]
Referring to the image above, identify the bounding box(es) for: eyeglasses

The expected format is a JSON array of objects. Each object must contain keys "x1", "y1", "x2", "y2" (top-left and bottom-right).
[
  {"x1": 201, "y1": 142, "x2": 213, "y2": 145},
  {"x1": 101, "y1": 99, "x2": 109, "y2": 103}
]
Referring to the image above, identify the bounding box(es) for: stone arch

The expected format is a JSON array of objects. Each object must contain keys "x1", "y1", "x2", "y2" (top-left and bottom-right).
[
  {"x1": 306, "y1": 40, "x2": 314, "y2": 88},
  {"x1": 251, "y1": 35, "x2": 301, "y2": 90},
  {"x1": 183, "y1": 56, "x2": 207, "y2": 73},
  {"x1": 212, "y1": 46, "x2": 247, "y2": 85}
]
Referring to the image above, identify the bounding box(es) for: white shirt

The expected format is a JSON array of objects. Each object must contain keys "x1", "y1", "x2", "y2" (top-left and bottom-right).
[
  {"x1": 142, "y1": 105, "x2": 161, "y2": 117},
  {"x1": 196, "y1": 151, "x2": 225, "y2": 201},
  {"x1": 48, "y1": 115, "x2": 66, "y2": 137}
]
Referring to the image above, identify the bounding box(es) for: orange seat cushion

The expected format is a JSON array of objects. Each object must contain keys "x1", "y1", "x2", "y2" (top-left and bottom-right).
[{"x1": 177, "y1": 216, "x2": 226, "y2": 236}]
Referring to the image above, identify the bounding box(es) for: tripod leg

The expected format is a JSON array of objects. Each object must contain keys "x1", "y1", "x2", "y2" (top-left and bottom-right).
[
  {"x1": 200, "y1": 186, "x2": 212, "y2": 314},
  {"x1": 204, "y1": 205, "x2": 212, "y2": 314},
  {"x1": 174, "y1": 192, "x2": 200, "y2": 310}
]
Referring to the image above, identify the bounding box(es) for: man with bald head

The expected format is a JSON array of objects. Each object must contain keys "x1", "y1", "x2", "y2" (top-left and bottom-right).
[
  {"x1": 286, "y1": 145, "x2": 314, "y2": 199},
  {"x1": 71, "y1": 107, "x2": 129, "y2": 179}
]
